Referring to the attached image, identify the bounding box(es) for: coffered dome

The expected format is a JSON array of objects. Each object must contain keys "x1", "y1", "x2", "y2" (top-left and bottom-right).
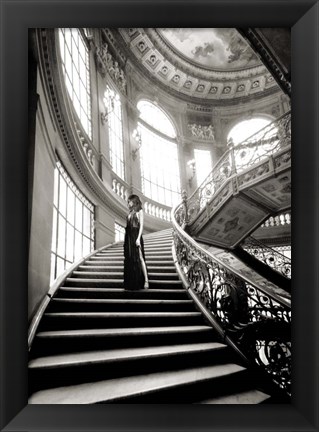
[{"x1": 116, "y1": 28, "x2": 279, "y2": 102}]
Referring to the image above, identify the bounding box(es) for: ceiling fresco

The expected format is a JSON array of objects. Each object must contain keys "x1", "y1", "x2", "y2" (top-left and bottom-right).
[{"x1": 159, "y1": 28, "x2": 261, "y2": 71}]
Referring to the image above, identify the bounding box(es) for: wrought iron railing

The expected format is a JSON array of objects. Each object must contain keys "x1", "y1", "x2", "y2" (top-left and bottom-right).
[
  {"x1": 242, "y1": 236, "x2": 291, "y2": 279},
  {"x1": 172, "y1": 203, "x2": 291, "y2": 395},
  {"x1": 185, "y1": 112, "x2": 291, "y2": 225}
]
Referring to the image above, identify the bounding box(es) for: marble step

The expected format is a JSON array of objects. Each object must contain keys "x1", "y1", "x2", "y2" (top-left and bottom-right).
[
  {"x1": 57, "y1": 287, "x2": 188, "y2": 300},
  {"x1": 31, "y1": 325, "x2": 216, "y2": 356},
  {"x1": 28, "y1": 363, "x2": 247, "y2": 404},
  {"x1": 39, "y1": 311, "x2": 204, "y2": 331},
  {"x1": 47, "y1": 298, "x2": 195, "y2": 312}
]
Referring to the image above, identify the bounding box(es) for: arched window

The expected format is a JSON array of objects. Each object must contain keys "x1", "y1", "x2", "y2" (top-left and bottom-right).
[
  {"x1": 59, "y1": 28, "x2": 92, "y2": 139},
  {"x1": 137, "y1": 101, "x2": 181, "y2": 207},
  {"x1": 104, "y1": 86, "x2": 125, "y2": 179},
  {"x1": 194, "y1": 149, "x2": 212, "y2": 186},
  {"x1": 227, "y1": 117, "x2": 278, "y2": 171}
]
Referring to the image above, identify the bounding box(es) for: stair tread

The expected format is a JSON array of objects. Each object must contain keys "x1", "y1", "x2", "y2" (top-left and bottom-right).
[
  {"x1": 80, "y1": 267, "x2": 176, "y2": 272},
  {"x1": 29, "y1": 342, "x2": 227, "y2": 369},
  {"x1": 36, "y1": 325, "x2": 213, "y2": 338},
  {"x1": 66, "y1": 278, "x2": 182, "y2": 284},
  {"x1": 72, "y1": 272, "x2": 178, "y2": 277},
  {"x1": 59, "y1": 287, "x2": 186, "y2": 293},
  {"x1": 52, "y1": 298, "x2": 192, "y2": 304},
  {"x1": 28, "y1": 363, "x2": 245, "y2": 404},
  {"x1": 45, "y1": 311, "x2": 201, "y2": 318},
  {"x1": 81, "y1": 266, "x2": 175, "y2": 270},
  {"x1": 197, "y1": 389, "x2": 271, "y2": 404}
]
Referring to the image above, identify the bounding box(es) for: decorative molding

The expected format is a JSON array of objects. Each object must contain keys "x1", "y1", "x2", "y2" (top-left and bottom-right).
[
  {"x1": 94, "y1": 42, "x2": 127, "y2": 95},
  {"x1": 240, "y1": 29, "x2": 291, "y2": 97},
  {"x1": 186, "y1": 103, "x2": 213, "y2": 113}
]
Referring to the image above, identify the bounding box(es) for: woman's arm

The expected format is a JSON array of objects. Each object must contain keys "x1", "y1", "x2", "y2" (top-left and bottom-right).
[{"x1": 136, "y1": 210, "x2": 144, "y2": 247}]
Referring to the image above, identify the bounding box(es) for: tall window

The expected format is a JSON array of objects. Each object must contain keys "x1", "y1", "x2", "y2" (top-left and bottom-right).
[
  {"x1": 59, "y1": 28, "x2": 92, "y2": 139},
  {"x1": 104, "y1": 86, "x2": 125, "y2": 179},
  {"x1": 137, "y1": 100, "x2": 181, "y2": 207},
  {"x1": 194, "y1": 149, "x2": 212, "y2": 186},
  {"x1": 50, "y1": 161, "x2": 95, "y2": 284},
  {"x1": 115, "y1": 222, "x2": 125, "y2": 242}
]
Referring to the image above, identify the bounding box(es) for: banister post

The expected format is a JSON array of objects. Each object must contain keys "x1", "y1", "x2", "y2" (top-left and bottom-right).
[
  {"x1": 181, "y1": 189, "x2": 189, "y2": 229},
  {"x1": 227, "y1": 137, "x2": 237, "y2": 175}
]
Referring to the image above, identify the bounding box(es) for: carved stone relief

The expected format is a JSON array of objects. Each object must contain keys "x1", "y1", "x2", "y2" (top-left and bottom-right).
[
  {"x1": 95, "y1": 42, "x2": 127, "y2": 94},
  {"x1": 188, "y1": 123, "x2": 215, "y2": 141}
]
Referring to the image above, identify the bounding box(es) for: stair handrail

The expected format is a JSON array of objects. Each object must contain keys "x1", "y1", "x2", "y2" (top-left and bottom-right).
[
  {"x1": 28, "y1": 242, "x2": 116, "y2": 351},
  {"x1": 185, "y1": 111, "x2": 291, "y2": 226},
  {"x1": 242, "y1": 236, "x2": 291, "y2": 279},
  {"x1": 171, "y1": 203, "x2": 291, "y2": 395}
]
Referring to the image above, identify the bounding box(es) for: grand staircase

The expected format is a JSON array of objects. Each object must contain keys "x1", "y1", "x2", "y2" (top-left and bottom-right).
[{"x1": 28, "y1": 229, "x2": 272, "y2": 404}]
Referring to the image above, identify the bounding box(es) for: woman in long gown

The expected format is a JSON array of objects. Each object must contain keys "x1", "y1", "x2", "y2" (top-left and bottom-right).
[{"x1": 123, "y1": 194, "x2": 149, "y2": 290}]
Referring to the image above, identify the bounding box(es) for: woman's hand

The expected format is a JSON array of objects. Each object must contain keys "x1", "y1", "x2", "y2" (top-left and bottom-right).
[{"x1": 136, "y1": 238, "x2": 141, "y2": 247}]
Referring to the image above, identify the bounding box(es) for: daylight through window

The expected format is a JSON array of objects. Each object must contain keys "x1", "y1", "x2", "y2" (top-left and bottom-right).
[
  {"x1": 50, "y1": 161, "x2": 95, "y2": 284},
  {"x1": 104, "y1": 86, "x2": 125, "y2": 180},
  {"x1": 59, "y1": 28, "x2": 92, "y2": 139},
  {"x1": 227, "y1": 117, "x2": 277, "y2": 171},
  {"x1": 194, "y1": 149, "x2": 213, "y2": 187},
  {"x1": 115, "y1": 222, "x2": 125, "y2": 242},
  {"x1": 137, "y1": 101, "x2": 181, "y2": 207}
]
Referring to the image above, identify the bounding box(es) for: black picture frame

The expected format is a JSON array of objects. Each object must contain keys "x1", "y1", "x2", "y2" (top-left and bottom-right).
[{"x1": 1, "y1": 0, "x2": 318, "y2": 431}]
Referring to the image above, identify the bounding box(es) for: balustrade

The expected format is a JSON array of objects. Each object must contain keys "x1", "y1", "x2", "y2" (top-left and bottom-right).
[
  {"x1": 144, "y1": 201, "x2": 171, "y2": 221},
  {"x1": 112, "y1": 178, "x2": 129, "y2": 201},
  {"x1": 262, "y1": 212, "x2": 291, "y2": 228},
  {"x1": 74, "y1": 122, "x2": 97, "y2": 171}
]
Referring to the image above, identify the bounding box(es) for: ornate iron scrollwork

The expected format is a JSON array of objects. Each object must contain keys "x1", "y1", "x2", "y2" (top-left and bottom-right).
[
  {"x1": 172, "y1": 227, "x2": 291, "y2": 395},
  {"x1": 242, "y1": 236, "x2": 291, "y2": 279}
]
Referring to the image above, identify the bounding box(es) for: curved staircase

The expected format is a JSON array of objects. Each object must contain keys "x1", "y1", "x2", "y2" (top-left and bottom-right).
[{"x1": 28, "y1": 229, "x2": 272, "y2": 404}]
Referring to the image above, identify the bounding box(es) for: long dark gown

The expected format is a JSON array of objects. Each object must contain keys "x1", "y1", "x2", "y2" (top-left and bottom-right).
[{"x1": 123, "y1": 210, "x2": 147, "y2": 290}]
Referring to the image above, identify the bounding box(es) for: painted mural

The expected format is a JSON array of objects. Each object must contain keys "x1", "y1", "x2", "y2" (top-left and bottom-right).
[{"x1": 159, "y1": 28, "x2": 260, "y2": 70}]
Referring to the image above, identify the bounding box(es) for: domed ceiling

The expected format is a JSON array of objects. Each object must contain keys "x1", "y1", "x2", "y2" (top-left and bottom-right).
[
  {"x1": 113, "y1": 28, "x2": 279, "y2": 101},
  {"x1": 159, "y1": 28, "x2": 260, "y2": 71}
]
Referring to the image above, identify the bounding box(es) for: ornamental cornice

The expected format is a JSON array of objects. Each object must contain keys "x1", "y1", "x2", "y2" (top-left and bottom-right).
[{"x1": 242, "y1": 29, "x2": 291, "y2": 97}]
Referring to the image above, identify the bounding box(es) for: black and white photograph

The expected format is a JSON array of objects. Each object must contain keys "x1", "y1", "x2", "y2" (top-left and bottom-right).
[{"x1": 26, "y1": 27, "x2": 293, "y2": 404}]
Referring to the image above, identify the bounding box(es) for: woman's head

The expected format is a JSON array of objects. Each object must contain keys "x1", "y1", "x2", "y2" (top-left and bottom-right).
[{"x1": 127, "y1": 194, "x2": 142, "y2": 211}]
